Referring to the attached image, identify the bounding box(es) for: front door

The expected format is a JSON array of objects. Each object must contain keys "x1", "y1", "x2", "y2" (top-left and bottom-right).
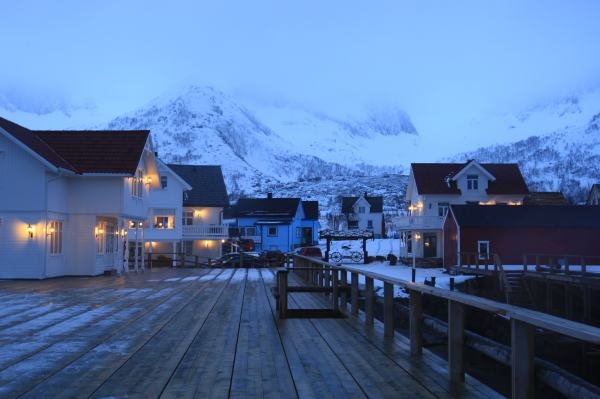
[
  {"x1": 423, "y1": 234, "x2": 437, "y2": 258},
  {"x1": 301, "y1": 227, "x2": 313, "y2": 246}
]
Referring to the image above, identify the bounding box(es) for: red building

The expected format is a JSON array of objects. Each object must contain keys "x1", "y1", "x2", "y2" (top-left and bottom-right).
[{"x1": 443, "y1": 205, "x2": 600, "y2": 267}]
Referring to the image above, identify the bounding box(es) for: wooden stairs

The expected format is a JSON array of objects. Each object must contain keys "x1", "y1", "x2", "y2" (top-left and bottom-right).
[{"x1": 502, "y1": 270, "x2": 534, "y2": 308}]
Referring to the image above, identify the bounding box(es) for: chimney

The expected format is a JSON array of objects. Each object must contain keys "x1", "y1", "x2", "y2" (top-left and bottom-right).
[
  {"x1": 154, "y1": 151, "x2": 158, "y2": 157},
  {"x1": 267, "y1": 192, "x2": 273, "y2": 199},
  {"x1": 364, "y1": 191, "x2": 368, "y2": 198}
]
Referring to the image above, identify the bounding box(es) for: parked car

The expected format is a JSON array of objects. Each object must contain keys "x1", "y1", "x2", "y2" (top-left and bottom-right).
[
  {"x1": 239, "y1": 239, "x2": 255, "y2": 251},
  {"x1": 297, "y1": 246, "x2": 323, "y2": 259},
  {"x1": 221, "y1": 238, "x2": 256, "y2": 253},
  {"x1": 212, "y1": 252, "x2": 260, "y2": 268},
  {"x1": 258, "y1": 250, "x2": 286, "y2": 266}
]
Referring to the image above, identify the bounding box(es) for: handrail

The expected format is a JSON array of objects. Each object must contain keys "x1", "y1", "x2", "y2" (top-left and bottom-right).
[{"x1": 286, "y1": 254, "x2": 600, "y2": 398}]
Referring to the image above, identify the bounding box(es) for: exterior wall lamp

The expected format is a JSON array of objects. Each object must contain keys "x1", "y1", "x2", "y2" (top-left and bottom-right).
[
  {"x1": 144, "y1": 177, "x2": 153, "y2": 186},
  {"x1": 27, "y1": 224, "x2": 35, "y2": 239},
  {"x1": 95, "y1": 227, "x2": 104, "y2": 238},
  {"x1": 47, "y1": 225, "x2": 55, "y2": 236}
]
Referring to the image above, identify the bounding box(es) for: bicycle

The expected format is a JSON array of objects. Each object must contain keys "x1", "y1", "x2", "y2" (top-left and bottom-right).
[{"x1": 330, "y1": 245, "x2": 363, "y2": 263}]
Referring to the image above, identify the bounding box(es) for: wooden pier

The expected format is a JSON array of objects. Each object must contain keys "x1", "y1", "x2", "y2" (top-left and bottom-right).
[{"x1": 0, "y1": 267, "x2": 500, "y2": 398}]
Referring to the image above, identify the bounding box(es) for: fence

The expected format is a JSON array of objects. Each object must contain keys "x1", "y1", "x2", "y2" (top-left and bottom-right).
[{"x1": 279, "y1": 255, "x2": 600, "y2": 399}]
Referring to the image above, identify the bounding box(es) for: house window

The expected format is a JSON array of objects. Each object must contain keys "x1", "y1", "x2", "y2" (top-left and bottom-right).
[
  {"x1": 406, "y1": 233, "x2": 412, "y2": 254},
  {"x1": 241, "y1": 227, "x2": 257, "y2": 237},
  {"x1": 49, "y1": 221, "x2": 63, "y2": 255},
  {"x1": 438, "y1": 202, "x2": 449, "y2": 217},
  {"x1": 106, "y1": 223, "x2": 116, "y2": 253},
  {"x1": 184, "y1": 240, "x2": 193, "y2": 256},
  {"x1": 160, "y1": 175, "x2": 168, "y2": 189},
  {"x1": 367, "y1": 220, "x2": 373, "y2": 229},
  {"x1": 477, "y1": 240, "x2": 490, "y2": 260},
  {"x1": 348, "y1": 220, "x2": 358, "y2": 229},
  {"x1": 131, "y1": 170, "x2": 144, "y2": 198},
  {"x1": 154, "y1": 216, "x2": 170, "y2": 229},
  {"x1": 183, "y1": 211, "x2": 194, "y2": 226},
  {"x1": 268, "y1": 226, "x2": 277, "y2": 237},
  {"x1": 296, "y1": 227, "x2": 302, "y2": 238},
  {"x1": 467, "y1": 174, "x2": 479, "y2": 190},
  {"x1": 358, "y1": 206, "x2": 366, "y2": 214},
  {"x1": 97, "y1": 223, "x2": 105, "y2": 254}
]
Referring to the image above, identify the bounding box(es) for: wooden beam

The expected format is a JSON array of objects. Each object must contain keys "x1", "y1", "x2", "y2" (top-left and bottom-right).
[
  {"x1": 511, "y1": 319, "x2": 535, "y2": 399},
  {"x1": 277, "y1": 269, "x2": 288, "y2": 319},
  {"x1": 384, "y1": 282, "x2": 394, "y2": 338},
  {"x1": 350, "y1": 272, "x2": 359, "y2": 316},
  {"x1": 409, "y1": 290, "x2": 423, "y2": 356},
  {"x1": 448, "y1": 300, "x2": 465, "y2": 384},
  {"x1": 332, "y1": 269, "x2": 339, "y2": 311},
  {"x1": 365, "y1": 276, "x2": 374, "y2": 326},
  {"x1": 340, "y1": 269, "x2": 348, "y2": 311}
]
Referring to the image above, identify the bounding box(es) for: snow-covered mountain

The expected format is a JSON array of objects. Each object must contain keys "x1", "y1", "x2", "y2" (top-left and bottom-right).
[
  {"x1": 451, "y1": 90, "x2": 600, "y2": 203},
  {"x1": 106, "y1": 86, "x2": 417, "y2": 196}
]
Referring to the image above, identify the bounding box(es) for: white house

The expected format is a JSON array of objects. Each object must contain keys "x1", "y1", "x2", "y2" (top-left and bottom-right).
[
  {"x1": 341, "y1": 193, "x2": 385, "y2": 238},
  {"x1": 128, "y1": 160, "x2": 192, "y2": 266},
  {"x1": 395, "y1": 160, "x2": 529, "y2": 262},
  {"x1": 0, "y1": 117, "x2": 163, "y2": 278},
  {"x1": 167, "y1": 164, "x2": 230, "y2": 261}
]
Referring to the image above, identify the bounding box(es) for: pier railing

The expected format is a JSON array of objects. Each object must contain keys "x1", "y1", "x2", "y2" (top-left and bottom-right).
[{"x1": 278, "y1": 254, "x2": 600, "y2": 399}]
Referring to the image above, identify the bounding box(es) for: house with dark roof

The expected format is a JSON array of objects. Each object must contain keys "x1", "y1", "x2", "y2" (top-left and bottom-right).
[
  {"x1": 0, "y1": 116, "x2": 169, "y2": 278},
  {"x1": 443, "y1": 205, "x2": 600, "y2": 267},
  {"x1": 396, "y1": 160, "x2": 530, "y2": 262},
  {"x1": 229, "y1": 193, "x2": 320, "y2": 252},
  {"x1": 341, "y1": 193, "x2": 385, "y2": 238},
  {"x1": 167, "y1": 164, "x2": 230, "y2": 260}
]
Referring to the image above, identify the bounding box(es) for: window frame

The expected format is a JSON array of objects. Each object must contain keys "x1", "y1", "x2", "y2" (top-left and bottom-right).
[
  {"x1": 358, "y1": 206, "x2": 366, "y2": 214},
  {"x1": 154, "y1": 216, "x2": 170, "y2": 229},
  {"x1": 477, "y1": 240, "x2": 490, "y2": 260},
  {"x1": 160, "y1": 175, "x2": 168, "y2": 189},
  {"x1": 49, "y1": 221, "x2": 63, "y2": 255},
  {"x1": 467, "y1": 174, "x2": 479, "y2": 190},
  {"x1": 267, "y1": 226, "x2": 278, "y2": 237},
  {"x1": 183, "y1": 210, "x2": 194, "y2": 226},
  {"x1": 367, "y1": 220, "x2": 373, "y2": 229},
  {"x1": 438, "y1": 202, "x2": 450, "y2": 217}
]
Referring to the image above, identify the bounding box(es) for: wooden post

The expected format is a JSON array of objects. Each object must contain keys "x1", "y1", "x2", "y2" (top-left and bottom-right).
[
  {"x1": 208, "y1": 258, "x2": 212, "y2": 267},
  {"x1": 546, "y1": 283, "x2": 552, "y2": 314},
  {"x1": 325, "y1": 238, "x2": 331, "y2": 262},
  {"x1": 511, "y1": 319, "x2": 535, "y2": 399},
  {"x1": 325, "y1": 268, "x2": 331, "y2": 297},
  {"x1": 363, "y1": 238, "x2": 368, "y2": 264},
  {"x1": 523, "y1": 254, "x2": 527, "y2": 272},
  {"x1": 535, "y1": 255, "x2": 540, "y2": 270},
  {"x1": 340, "y1": 269, "x2": 348, "y2": 311},
  {"x1": 411, "y1": 268, "x2": 416, "y2": 283},
  {"x1": 277, "y1": 269, "x2": 288, "y2": 319},
  {"x1": 583, "y1": 286, "x2": 591, "y2": 323},
  {"x1": 581, "y1": 257, "x2": 587, "y2": 276},
  {"x1": 351, "y1": 272, "x2": 359, "y2": 316},
  {"x1": 240, "y1": 252, "x2": 244, "y2": 267},
  {"x1": 448, "y1": 300, "x2": 465, "y2": 384},
  {"x1": 565, "y1": 285, "x2": 573, "y2": 319},
  {"x1": 195, "y1": 255, "x2": 199, "y2": 267},
  {"x1": 450, "y1": 277, "x2": 455, "y2": 291},
  {"x1": 565, "y1": 257, "x2": 570, "y2": 274},
  {"x1": 148, "y1": 253, "x2": 152, "y2": 269},
  {"x1": 332, "y1": 269, "x2": 339, "y2": 311},
  {"x1": 384, "y1": 282, "x2": 394, "y2": 338},
  {"x1": 365, "y1": 276, "x2": 374, "y2": 325},
  {"x1": 409, "y1": 290, "x2": 423, "y2": 356}
]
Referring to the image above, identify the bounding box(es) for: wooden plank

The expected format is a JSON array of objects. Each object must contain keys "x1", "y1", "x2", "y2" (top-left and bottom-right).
[
  {"x1": 159, "y1": 269, "x2": 248, "y2": 398},
  {"x1": 365, "y1": 277, "x2": 374, "y2": 326},
  {"x1": 332, "y1": 269, "x2": 339, "y2": 311},
  {"x1": 384, "y1": 282, "x2": 394, "y2": 338},
  {"x1": 409, "y1": 290, "x2": 423, "y2": 356},
  {"x1": 511, "y1": 319, "x2": 535, "y2": 399},
  {"x1": 229, "y1": 269, "x2": 297, "y2": 399},
  {"x1": 448, "y1": 300, "x2": 465, "y2": 384},
  {"x1": 340, "y1": 269, "x2": 348, "y2": 311},
  {"x1": 351, "y1": 272, "x2": 359, "y2": 316},
  {"x1": 278, "y1": 269, "x2": 288, "y2": 318}
]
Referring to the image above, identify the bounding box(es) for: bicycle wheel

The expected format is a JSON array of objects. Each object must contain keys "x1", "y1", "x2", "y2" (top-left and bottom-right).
[
  {"x1": 351, "y1": 251, "x2": 363, "y2": 263},
  {"x1": 330, "y1": 252, "x2": 343, "y2": 263}
]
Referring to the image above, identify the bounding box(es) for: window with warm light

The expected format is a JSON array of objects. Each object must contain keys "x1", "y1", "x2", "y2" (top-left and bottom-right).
[
  {"x1": 96, "y1": 224, "x2": 105, "y2": 254},
  {"x1": 106, "y1": 224, "x2": 116, "y2": 253},
  {"x1": 49, "y1": 221, "x2": 63, "y2": 255},
  {"x1": 467, "y1": 174, "x2": 479, "y2": 190},
  {"x1": 154, "y1": 216, "x2": 171, "y2": 229}
]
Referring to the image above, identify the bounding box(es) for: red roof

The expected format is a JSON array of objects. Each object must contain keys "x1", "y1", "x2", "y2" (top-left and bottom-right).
[
  {"x1": 411, "y1": 162, "x2": 529, "y2": 195},
  {"x1": 0, "y1": 117, "x2": 149, "y2": 174}
]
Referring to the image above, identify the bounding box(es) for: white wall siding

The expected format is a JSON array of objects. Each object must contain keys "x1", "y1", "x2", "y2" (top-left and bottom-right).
[{"x1": 0, "y1": 213, "x2": 45, "y2": 279}]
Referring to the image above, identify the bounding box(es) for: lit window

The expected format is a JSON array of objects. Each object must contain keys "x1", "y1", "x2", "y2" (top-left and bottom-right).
[
  {"x1": 106, "y1": 223, "x2": 116, "y2": 253},
  {"x1": 97, "y1": 223, "x2": 106, "y2": 254},
  {"x1": 268, "y1": 226, "x2": 277, "y2": 236},
  {"x1": 49, "y1": 221, "x2": 63, "y2": 255},
  {"x1": 154, "y1": 216, "x2": 170, "y2": 229},
  {"x1": 467, "y1": 175, "x2": 479, "y2": 190}
]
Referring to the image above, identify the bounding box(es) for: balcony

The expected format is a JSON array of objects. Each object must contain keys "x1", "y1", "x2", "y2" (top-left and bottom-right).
[
  {"x1": 392, "y1": 215, "x2": 445, "y2": 230},
  {"x1": 182, "y1": 224, "x2": 229, "y2": 239}
]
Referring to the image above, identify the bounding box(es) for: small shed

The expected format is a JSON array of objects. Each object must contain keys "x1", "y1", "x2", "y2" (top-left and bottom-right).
[{"x1": 443, "y1": 205, "x2": 600, "y2": 267}]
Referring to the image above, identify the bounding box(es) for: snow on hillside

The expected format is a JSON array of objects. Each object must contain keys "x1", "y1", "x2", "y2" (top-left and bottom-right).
[
  {"x1": 106, "y1": 86, "x2": 414, "y2": 196},
  {"x1": 451, "y1": 91, "x2": 600, "y2": 203}
]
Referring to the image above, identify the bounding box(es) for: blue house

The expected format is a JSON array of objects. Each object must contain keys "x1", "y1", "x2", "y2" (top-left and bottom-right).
[{"x1": 230, "y1": 193, "x2": 320, "y2": 251}]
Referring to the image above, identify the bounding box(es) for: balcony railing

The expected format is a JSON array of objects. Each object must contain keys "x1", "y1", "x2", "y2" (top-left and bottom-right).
[
  {"x1": 392, "y1": 215, "x2": 445, "y2": 230},
  {"x1": 182, "y1": 224, "x2": 228, "y2": 239}
]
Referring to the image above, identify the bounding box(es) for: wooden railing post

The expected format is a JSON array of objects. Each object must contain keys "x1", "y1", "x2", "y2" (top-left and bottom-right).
[
  {"x1": 148, "y1": 253, "x2": 152, "y2": 269},
  {"x1": 523, "y1": 254, "x2": 527, "y2": 272},
  {"x1": 340, "y1": 269, "x2": 348, "y2": 311},
  {"x1": 325, "y1": 267, "x2": 331, "y2": 297},
  {"x1": 277, "y1": 269, "x2": 288, "y2": 319},
  {"x1": 565, "y1": 257, "x2": 570, "y2": 274},
  {"x1": 195, "y1": 255, "x2": 199, "y2": 267},
  {"x1": 384, "y1": 282, "x2": 394, "y2": 338},
  {"x1": 332, "y1": 269, "x2": 339, "y2": 311},
  {"x1": 365, "y1": 276, "x2": 374, "y2": 325},
  {"x1": 511, "y1": 319, "x2": 535, "y2": 399},
  {"x1": 448, "y1": 300, "x2": 465, "y2": 384},
  {"x1": 409, "y1": 290, "x2": 423, "y2": 356},
  {"x1": 351, "y1": 272, "x2": 359, "y2": 316},
  {"x1": 581, "y1": 257, "x2": 587, "y2": 276}
]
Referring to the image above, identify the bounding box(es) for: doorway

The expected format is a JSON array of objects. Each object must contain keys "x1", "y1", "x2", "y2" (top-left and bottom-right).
[{"x1": 423, "y1": 234, "x2": 437, "y2": 258}]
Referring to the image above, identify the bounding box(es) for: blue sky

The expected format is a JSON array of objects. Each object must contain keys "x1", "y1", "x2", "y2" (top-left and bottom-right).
[{"x1": 2, "y1": 1, "x2": 600, "y2": 125}]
